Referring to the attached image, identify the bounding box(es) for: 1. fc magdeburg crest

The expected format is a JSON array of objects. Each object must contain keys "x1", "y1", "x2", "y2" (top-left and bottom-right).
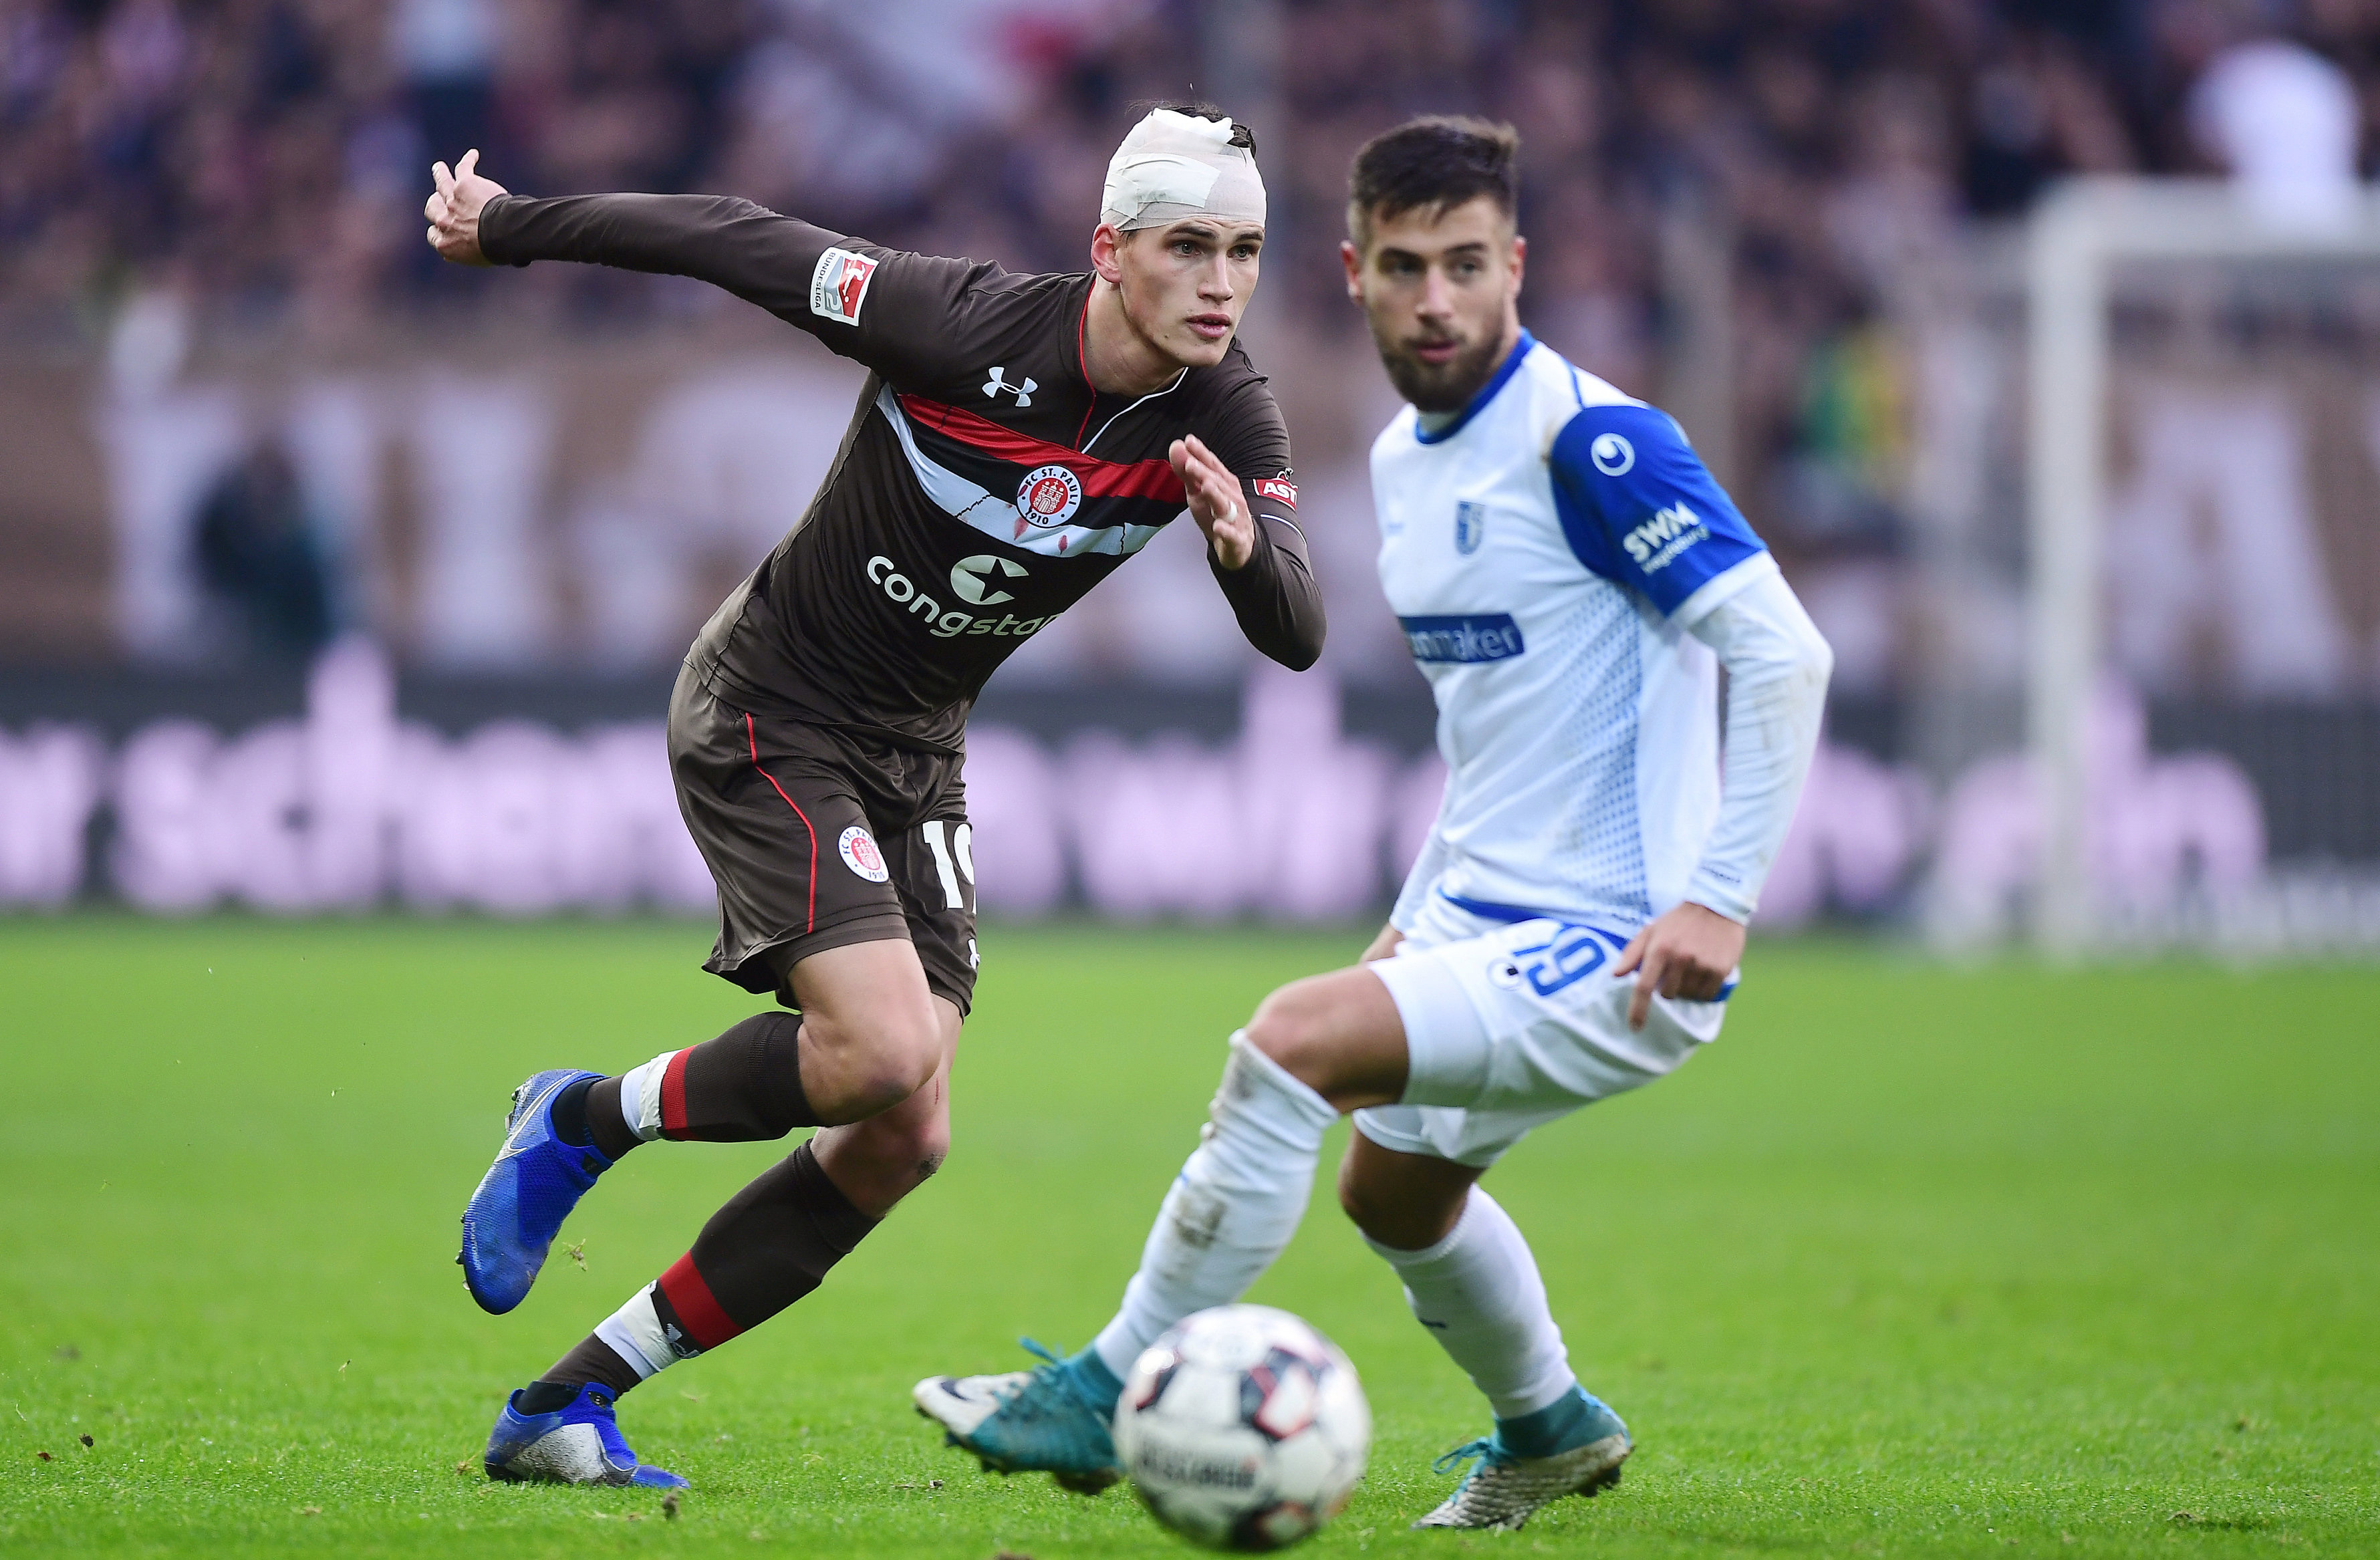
[{"x1": 1454, "y1": 500, "x2": 1487, "y2": 555}]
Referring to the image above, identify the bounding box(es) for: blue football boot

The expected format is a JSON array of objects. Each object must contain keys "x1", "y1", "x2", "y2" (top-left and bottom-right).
[
  {"x1": 459, "y1": 1068, "x2": 610, "y2": 1315},
  {"x1": 1412, "y1": 1388, "x2": 1631, "y2": 1531},
  {"x1": 483, "y1": 1382, "x2": 688, "y2": 1488},
  {"x1": 913, "y1": 1340, "x2": 1122, "y2": 1493}
]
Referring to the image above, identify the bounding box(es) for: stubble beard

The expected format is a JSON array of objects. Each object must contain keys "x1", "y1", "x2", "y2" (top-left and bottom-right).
[{"x1": 1371, "y1": 319, "x2": 1510, "y2": 414}]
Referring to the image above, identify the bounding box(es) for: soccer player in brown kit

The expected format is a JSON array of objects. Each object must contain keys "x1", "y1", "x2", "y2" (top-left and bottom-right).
[{"x1": 426, "y1": 105, "x2": 1324, "y2": 1488}]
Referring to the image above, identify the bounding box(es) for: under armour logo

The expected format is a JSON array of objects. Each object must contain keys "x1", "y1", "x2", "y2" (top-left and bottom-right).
[{"x1": 982, "y1": 366, "x2": 1036, "y2": 407}]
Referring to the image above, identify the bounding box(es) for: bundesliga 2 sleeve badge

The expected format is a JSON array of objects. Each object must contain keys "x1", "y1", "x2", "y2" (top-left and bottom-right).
[{"x1": 810, "y1": 247, "x2": 878, "y2": 326}]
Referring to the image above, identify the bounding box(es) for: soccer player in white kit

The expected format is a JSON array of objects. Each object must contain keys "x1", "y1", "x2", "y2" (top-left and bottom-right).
[{"x1": 916, "y1": 116, "x2": 1834, "y2": 1531}]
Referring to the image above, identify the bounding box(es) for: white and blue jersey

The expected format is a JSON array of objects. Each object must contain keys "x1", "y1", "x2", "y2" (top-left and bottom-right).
[
  {"x1": 1359, "y1": 331, "x2": 1829, "y2": 1167},
  {"x1": 1375, "y1": 332, "x2": 1782, "y2": 935}
]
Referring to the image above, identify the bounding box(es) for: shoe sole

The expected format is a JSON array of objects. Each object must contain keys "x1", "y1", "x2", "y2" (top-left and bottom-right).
[
  {"x1": 1410, "y1": 1443, "x2": 1629, "y2": 1532},
  {"x1": 484, "y1": 1461, "x2": 666, "y2": 1489},
  {"x1": 912, "y1": 1403, "x2": 1121, "y2": 1495}
]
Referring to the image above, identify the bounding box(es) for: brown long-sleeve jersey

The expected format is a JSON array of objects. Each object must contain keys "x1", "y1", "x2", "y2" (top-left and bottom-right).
[{"x1": 477, "y1": 193, "x2": 1326, "y2": 753}]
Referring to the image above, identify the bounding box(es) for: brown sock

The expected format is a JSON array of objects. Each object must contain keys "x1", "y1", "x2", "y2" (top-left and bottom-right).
[
  {"x1": 528, "y1": 1335, "x2": 643, "y2": 1404},
  {"x1": 583, "y1": 1077, "x2": 640, "y2": 1162},
  {"x1": 527, "y1": 1140, "x2": 880, "y2": 1406},
  {"x1": 659, "y1": 1013, "x2": 814, "y2": 1141},
  {"x1": 561, "y1": 1013, "x2": 811, "y2": 1162},
  {"x1": 676, "y1": 1138, "x2": 878, "y2": 1327}
]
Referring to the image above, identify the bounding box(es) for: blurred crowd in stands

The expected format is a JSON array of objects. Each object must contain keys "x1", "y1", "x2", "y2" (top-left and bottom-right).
[
  {"x1": 12, "y1": 1, "x2": 2376, "y2": 316},
  {"x1": 5, "y1": 0, "x2": 2377, "y2": 666}
]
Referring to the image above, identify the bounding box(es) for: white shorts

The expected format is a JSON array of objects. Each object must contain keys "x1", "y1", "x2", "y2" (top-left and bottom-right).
[{"x1": 1357, "y1": 891, "x2": 1729, "y2": 1168}]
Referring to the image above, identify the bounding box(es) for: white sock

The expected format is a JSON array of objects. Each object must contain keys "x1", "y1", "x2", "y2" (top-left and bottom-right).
[
  {"x1": 616, "y1": 1052, "x2": 672, "y2": 1143},
  {"x1": 1363, "y1": 1187, "x2": 1576, "y2": 1420},
  {"x1": 1091, "y1": 1033, "x2": 1339, "y2": 1382},
  {"x1": 592, "y1": 1282, "x2": 698, "y2": 1380}
]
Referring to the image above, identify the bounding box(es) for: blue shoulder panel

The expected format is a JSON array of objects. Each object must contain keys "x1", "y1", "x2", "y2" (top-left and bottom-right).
[{"x1": 1549, "y1": 402, "x2": 1766, "y2": 617}]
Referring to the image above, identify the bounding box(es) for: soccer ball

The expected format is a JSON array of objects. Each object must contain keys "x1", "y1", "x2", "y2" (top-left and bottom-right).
[{"x1": 1115, "y1": 1305, "x2": 1371, "y2": 1551}]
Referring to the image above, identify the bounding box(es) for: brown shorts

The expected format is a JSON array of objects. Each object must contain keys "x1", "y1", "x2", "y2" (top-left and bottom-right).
[{"x1": 668, "y1": 666, "x2": 978, "y2": 1016}]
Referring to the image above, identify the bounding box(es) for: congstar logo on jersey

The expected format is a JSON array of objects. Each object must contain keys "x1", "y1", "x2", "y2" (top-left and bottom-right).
[
  {"x1": 1623, "y1": 502, "x2": 1708, "y2": 573},
  {"x1": 868, "y1": 555, "x2": 1049, "y2": 640},
  {"x1": 948, "y1": 553, "x2": 1025, "y2": 606}
]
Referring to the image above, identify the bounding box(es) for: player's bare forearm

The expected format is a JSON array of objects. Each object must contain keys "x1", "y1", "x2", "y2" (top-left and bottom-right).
[{"x1": 1612, "y1": 901, "x2": 1744, "y2": 1031}]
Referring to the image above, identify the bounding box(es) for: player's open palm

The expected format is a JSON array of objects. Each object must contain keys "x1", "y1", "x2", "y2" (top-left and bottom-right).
[
  {"x1": 1613, "y1": 901, "x2": 1744, "y2": 1030},
  {"x1": 1172, "y1": 435, "x2": 1254, "y2": 570},
  {"x1": 424, "y1": 149, "x2": 507, "y2": 267}
]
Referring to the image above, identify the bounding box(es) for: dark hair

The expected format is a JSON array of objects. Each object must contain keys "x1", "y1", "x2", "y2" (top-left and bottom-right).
[
  {"x1": 1346, "y1": 116, "x2": 1519, "y2": 245},
  {"x1": 1137, "y1": 98, "x2": 1257, "y2": 156}
]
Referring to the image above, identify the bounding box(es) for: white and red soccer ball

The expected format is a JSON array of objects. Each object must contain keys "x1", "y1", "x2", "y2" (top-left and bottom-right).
[{"x1": 1115, "y1": 1305, "x2": 1371, "y2": 1551}]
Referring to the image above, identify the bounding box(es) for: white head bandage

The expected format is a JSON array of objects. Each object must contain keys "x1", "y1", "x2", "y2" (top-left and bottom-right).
[{"x1": 1100, "y1": 108, "x2": 1267, "y2": 232}]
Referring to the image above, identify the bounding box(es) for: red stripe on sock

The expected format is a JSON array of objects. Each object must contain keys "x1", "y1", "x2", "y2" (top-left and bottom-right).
[
  {"x1": 657, "y1": 1253, "x2": 743, "y2": 1349},
  {"x1": 658, "y1": 1048, "x2": 692, "y2": 1138},
  {"x1": 747, "y1": 713, "x2": 817, "y2": 933}
]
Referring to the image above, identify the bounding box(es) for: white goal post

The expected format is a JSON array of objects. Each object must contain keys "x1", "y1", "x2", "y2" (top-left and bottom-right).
[{"x1": 2025, "y1": 177, "x2": 2380, "y2": 952}]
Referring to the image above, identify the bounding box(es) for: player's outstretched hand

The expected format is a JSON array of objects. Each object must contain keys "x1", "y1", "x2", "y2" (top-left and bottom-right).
[
  {"x1": 1172, "y1": 435, "x2": 1254, "y2": 571},
  {"x1": 424, "y1": 149, "x2": 508, "y2": 267},
  {"x1": 1613, "y1": 901, "x2": 1744, "y2": 1031}
]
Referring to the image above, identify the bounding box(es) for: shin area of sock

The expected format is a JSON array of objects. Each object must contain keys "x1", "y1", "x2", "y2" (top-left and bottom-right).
[
  {"x1": 1090, "y1": 1033, "x2": 1337, "y2": 1382},
  {"x1": 621, "y1": 1014, "x2": 814, "y2": 1144},
  {"x1": 1364, "y1": 1187, "x2": 1575, "y2": 1422},
  {"x1": 681, "y1": 1140, "x2": 880, "y2": 1331},
  {"x1": 575, "y1": 1142, "x2": 879, "y2": 1394}
]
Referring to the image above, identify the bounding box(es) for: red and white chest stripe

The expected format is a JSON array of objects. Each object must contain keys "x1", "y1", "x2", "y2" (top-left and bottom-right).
[{"x1": 876, "y1": 386, "x2": 1184, "y2": 559}]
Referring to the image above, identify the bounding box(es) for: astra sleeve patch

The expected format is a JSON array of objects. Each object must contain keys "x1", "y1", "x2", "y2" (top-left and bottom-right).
[{"x1": 1549, "y1": 402, "x2": 1767, "y2": 620}]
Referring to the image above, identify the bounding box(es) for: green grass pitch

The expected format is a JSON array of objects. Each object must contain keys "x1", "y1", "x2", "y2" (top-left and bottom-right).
[{"x1": 2, "y1": 918, "x2": 2375, "y2": 1557}]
